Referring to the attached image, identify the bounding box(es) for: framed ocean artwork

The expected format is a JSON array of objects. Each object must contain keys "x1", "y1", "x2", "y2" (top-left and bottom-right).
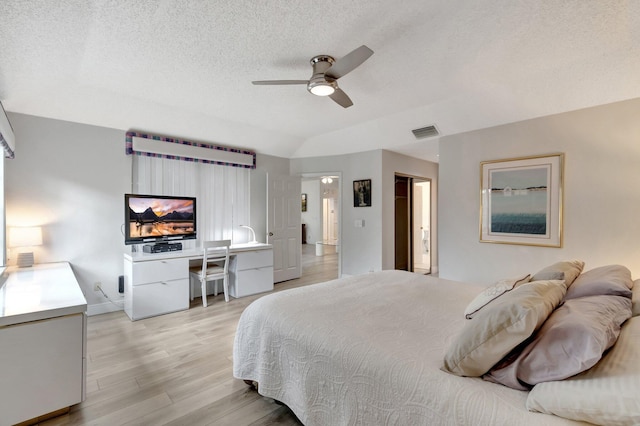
[{"x1": 480, "y1": 153, "x2": 564, "y2": 247}]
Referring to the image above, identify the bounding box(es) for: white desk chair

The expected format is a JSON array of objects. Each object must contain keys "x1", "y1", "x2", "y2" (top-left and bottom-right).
[{"x1": 189, "y1": 240, "x2": 231, "y2": 306}]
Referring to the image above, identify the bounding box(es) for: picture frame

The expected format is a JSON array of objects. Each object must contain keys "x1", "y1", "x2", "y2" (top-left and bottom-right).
[
  {"x1": 353, "y1": 179, "x2": 372, "y2": 207},
  {"x1": 301, "y1": 193, "x2": 307, "y2": 212},
  {"x1": 480, "y1": 153, "x2": 564, "y2": 247}
]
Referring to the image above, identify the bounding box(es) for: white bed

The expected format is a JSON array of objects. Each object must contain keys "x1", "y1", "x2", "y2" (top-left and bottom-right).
[{"x1": 233, "y1": 270, "x2": 594, "y2": 425}]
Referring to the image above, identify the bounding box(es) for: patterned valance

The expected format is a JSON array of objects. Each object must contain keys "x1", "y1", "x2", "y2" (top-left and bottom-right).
[
  {"x1": 0, "y1": 133, "x2": 14, "y2": 159},
  {"x1": 125, "y1": 131, "x2": 256, "y2": 169},
  {"x1": 0, "y1": 101, "x2": 15, "y2": 159}
]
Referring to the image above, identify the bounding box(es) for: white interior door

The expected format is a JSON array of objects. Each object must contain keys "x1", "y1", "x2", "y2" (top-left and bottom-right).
[{"x1": 268, "y1": 174, "x2": 301, "y2": 283}]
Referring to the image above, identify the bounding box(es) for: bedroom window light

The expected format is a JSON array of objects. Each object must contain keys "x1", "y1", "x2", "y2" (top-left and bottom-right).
[{"x1": 132, "y1": 155, "x2": 251, "y2": 246}]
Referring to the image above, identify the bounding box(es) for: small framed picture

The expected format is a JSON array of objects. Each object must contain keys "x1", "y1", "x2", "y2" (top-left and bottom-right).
[
  {"x1": 301, "y1": 193, "x2": 307, "y2": 212},
  {"x1": 353, "y1": 179, "x2": 372, "y2": 207}
]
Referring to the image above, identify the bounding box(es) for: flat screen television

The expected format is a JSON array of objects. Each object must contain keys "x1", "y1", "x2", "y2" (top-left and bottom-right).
[{"x1": 124, "y1": 193, "x2": 196, "y2": 245}]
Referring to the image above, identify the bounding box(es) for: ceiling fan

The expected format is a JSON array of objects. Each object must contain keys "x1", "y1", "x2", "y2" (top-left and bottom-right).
[{"x1": 252, "y1": 45, "x2": 374, "y2": 108}]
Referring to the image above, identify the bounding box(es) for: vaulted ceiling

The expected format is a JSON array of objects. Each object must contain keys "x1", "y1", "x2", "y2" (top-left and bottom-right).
[{"x1": 1, "y1": 1, "x2": 639, "y2": 163}]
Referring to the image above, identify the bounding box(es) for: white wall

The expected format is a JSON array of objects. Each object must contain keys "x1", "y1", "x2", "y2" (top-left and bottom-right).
[
  {"x1": 301, "y1": 179, "x2": 321, "y2": 244},
  {"x1": 439, "y1": 98, "x2": 640, "y2": 284},
  {"x1": 6, "y1": 113, "x2": 130, "y2": 314},
  {"x1": 4, "y1": 114, "x2": 291, "y2": 314},
  {"x1": 291, "y1": 150, "x2": 383, "y2": 275},
  {"x1": 292, "y1": 150, "x2": 439, "y2": 276}
]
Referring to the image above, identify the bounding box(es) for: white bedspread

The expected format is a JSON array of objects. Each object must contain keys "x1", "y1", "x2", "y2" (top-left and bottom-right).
[{"x1": 233, "y1": 270, "x2": 588, "y2": 425}]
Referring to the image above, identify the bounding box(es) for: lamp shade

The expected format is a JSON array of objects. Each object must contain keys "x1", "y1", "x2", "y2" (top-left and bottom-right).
[{"x1": 9, "y1": 226, "x2": 43, "y2": 248}]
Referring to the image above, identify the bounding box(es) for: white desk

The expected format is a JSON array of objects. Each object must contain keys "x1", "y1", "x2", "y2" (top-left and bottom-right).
[
  {"x1": 0, "y1": 262, "x2": 87, "y2": 426},
  {"x1": 123, "y1": 243, "x2": 273, "y2": 320}
]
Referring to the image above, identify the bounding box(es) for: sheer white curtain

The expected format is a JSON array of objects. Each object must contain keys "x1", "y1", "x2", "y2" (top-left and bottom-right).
[{"x1": 132, "y1": 156, "x2": 250, "y2": 248}]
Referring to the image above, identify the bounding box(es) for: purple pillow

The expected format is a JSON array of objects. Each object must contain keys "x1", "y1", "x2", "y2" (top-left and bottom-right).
[
  {"x1": 633, "y1": 279, "x2": 639, "y2": 317},
  {"x1": 566, "y1": 264, "x2": 633, "y2": 300},
  {"x1": 485, "y1": 295, "x2": 632, "y2": 390}
]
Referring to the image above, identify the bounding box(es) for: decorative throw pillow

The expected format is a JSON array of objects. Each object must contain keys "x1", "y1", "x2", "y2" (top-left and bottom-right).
[
  {"x1": 531, "y1": 260, "x2": 584, "y2": 286},
  {"x1": 526, "y1": 317, "x2": 640, "y2": 426},
  {"x1": 485, "y1": 294, "x2": 632, "y2": 390},
  {"x1": 464, "y1": 274, "x2": 531, "y2": 319},
  {"x1": 633, "y1": 280, "x2": 640, "y2": 317},
  {"x1": 565, "y1": 264, "x2": 633, "y2": 300},
  {"x1": 442, "y1": 279, "x2": 566, "y2": 377}
]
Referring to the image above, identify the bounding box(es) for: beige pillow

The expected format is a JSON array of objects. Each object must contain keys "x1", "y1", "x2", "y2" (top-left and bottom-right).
[
  {"x1": 531, "y1": 260, "x2": 584, "y2": 286},
  {"x1": 527, "y1": 317, "x2": 640, "y2": 426},
  {"x1": 632, "y1": 279, "x2": 639, "y2": 317},
  {"x1": 442, "y1": 280, "x2": 566, "y2": 377},
  {"x1": 464, "y1": 274, "x2": 531, "y2": 319}
]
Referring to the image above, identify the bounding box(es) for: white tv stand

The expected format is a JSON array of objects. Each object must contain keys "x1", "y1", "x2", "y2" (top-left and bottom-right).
[{"x1": 123, "y1": 243, "x2": 273, "y2": 320}]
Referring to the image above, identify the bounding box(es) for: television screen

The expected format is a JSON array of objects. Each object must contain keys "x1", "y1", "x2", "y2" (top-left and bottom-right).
[{"x1": 124, "y1": 194, "x2": 196, "y2": 245}]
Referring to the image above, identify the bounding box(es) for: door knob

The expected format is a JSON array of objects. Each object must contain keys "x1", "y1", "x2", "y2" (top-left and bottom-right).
[{"x1": 268, "y1": 232, "x2": 274, "y2": 237}]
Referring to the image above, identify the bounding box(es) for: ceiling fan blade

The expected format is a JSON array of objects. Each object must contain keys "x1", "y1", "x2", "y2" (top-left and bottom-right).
[
  {"x1": 329, "y1": 88, "x2": 353, "y2": 108},
  {"x1": 325, "y1": 45, "x2": 374, "y2": 79},
  {"x1": 252, "y1": 80, "x2": 308, "y2": 85}
]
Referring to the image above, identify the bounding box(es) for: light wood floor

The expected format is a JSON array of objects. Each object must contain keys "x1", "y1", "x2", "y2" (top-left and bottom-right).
[{"x1": 41, "y1": 244, "x2": 337, "y2": 426}]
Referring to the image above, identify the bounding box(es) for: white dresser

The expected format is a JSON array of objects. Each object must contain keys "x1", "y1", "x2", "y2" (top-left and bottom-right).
[
  {"x1": 123, "y1": 256, "x2": 190, "y2": 320},
  {"x1": 229, "y1": 247, "x2": 274, "y2": 298},
  {"x1": 123, "y1": 243, "x2": 274, "y2": 320},
  {"x1": 0, "y1": 262, "x2": 87, "y2": 426}
]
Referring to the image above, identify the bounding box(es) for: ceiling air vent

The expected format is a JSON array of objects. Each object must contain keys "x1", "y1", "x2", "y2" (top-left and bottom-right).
[{"x1": 411, "y1": 124, "x2": 439, "y2": 139}]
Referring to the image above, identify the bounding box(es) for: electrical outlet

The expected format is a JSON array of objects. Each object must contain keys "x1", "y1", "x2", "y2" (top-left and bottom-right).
[{"x1": 94, "y1": 282, "x2": 102, "y2": 292}]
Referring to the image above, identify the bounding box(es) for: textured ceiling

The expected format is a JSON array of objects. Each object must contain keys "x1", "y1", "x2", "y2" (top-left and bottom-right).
[{"x1": 1, "y1": 1, "x2": 639, "y2": 162}]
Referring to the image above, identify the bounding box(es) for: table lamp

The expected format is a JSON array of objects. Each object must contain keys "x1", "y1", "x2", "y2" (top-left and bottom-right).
[
  {"x1": 239, "y1": 225, "x2": 258, "y2": 244},
  {"x1": 9, "y1": 226, "x2": 43, "y2": 267}
]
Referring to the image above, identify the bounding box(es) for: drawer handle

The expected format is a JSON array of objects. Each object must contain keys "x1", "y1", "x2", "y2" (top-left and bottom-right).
[{"x1": 160, "y1": 281, "x2": 168, "y2": 285}]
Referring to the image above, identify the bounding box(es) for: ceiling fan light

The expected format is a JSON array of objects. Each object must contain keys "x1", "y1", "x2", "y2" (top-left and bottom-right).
[{"x1": 309, "y1": 83, "x2": 335, "y2": 96}]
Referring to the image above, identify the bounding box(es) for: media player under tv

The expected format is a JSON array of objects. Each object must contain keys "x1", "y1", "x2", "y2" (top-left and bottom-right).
[{"x1": 143, "y1": 242, "x2": 183, "y2": 253}]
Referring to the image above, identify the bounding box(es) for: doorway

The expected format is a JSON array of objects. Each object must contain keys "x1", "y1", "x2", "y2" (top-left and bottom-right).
[
  {"x1": 301, "y1": 173, "x2": 341, "y2": 277},
  {"x1": 322, "y1": 197, "x2": 339, "y2": 245},
  {"x1": 394, "y1": 175, "x2": 431, "y2": 274}
]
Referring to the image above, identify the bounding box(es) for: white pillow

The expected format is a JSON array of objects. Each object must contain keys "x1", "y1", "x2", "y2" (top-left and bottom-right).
[
  {"x1": 527, "y1": 316, "x2": 640, "y2": 426},
  {"x1": 464, "y1": 274, "x2": 531, "y2": 319}
]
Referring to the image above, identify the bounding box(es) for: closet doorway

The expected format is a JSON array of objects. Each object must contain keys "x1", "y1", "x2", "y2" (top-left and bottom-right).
[{"x1": 395, "y1": 175, "x2": 431, "y2": 274}]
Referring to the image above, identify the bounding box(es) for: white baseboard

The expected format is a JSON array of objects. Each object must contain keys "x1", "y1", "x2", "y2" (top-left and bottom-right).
[{"x1": 87, "y1": 301, "x2": 123, "y2": 316}]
